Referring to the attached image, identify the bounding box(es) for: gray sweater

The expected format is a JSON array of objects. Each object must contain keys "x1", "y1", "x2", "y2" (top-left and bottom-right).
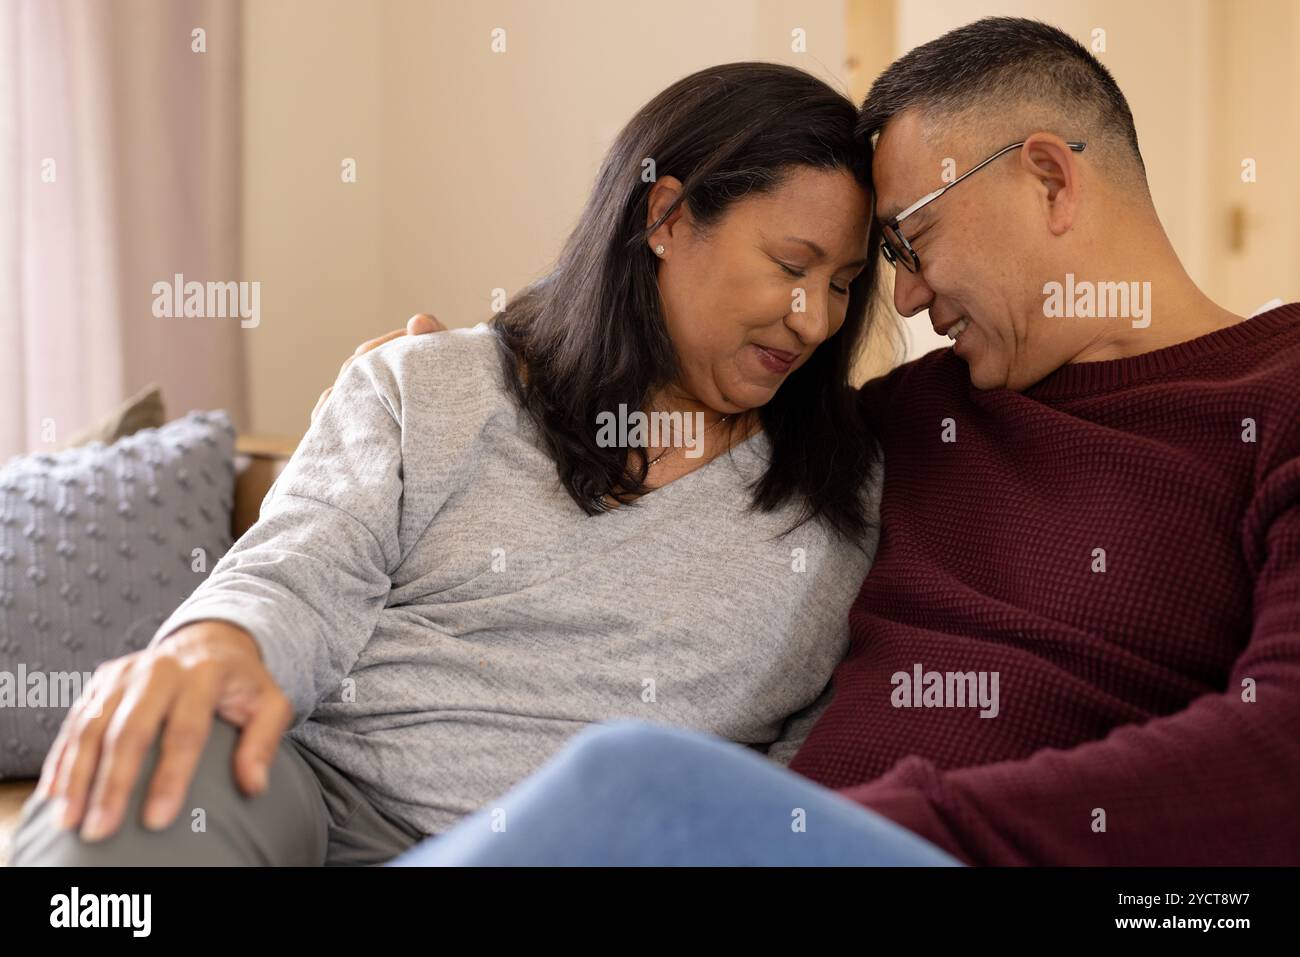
[{"x1": 151, "y1": 325, "x2": 879, "y2": 835}]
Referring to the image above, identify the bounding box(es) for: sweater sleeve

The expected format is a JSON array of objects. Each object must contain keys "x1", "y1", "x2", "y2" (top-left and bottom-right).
[
  {"x1": 149, "y1": 350, "x2": 405, "y2": 727},
  {"x1": 841, "y1": 452, "x2": 1300, "y2": 866}
]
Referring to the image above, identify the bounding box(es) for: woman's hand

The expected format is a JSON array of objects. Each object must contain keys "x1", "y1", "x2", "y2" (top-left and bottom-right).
[
  {"x1": 312, "y1": 312, "x2": 448, "y2": 423},
  {"x1": 35, "y1": 619, "x2": 291, "y2": 842}
]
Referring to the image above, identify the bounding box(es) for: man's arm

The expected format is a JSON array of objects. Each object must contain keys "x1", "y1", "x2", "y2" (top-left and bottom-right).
[
  {"x1": 313, "y1": 313, "x2": 445, "y2": 423},
  {"x1": 841, "y1": 455, "x2": 1300, "y2": 865}
]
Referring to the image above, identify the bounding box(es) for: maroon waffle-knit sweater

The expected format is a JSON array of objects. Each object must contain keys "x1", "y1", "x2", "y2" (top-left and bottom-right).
[{"x1": 789, "y1": 303, "x2": 1300, "y2": 865}]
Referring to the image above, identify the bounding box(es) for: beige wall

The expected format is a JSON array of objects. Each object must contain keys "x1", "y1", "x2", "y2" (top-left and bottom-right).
[
  {"x1": 1216, "y1": 0, "x2": 1300, "y2": 316},
  {"x1": 242, "y1": 0, "x2": 848, "y2": 437},
  {"x1": 241, "y1": 0, "x2": 382, "y2": 439},
  {"x1": 243, "y1": 0, "x2": 1298, "y2": 430}
]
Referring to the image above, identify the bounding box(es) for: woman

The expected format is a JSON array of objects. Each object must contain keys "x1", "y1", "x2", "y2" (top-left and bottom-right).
[{"x1": 13, "y1": 62, "x2": 883, "y2": 866}]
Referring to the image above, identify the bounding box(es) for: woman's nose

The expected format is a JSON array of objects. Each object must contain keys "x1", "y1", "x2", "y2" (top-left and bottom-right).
[{"x1": 786, "y1": 288, "x2": 832, "y2": 345}]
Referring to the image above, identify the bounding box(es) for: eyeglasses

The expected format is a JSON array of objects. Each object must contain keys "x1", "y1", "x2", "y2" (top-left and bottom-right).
[{"x1": 880, "y1": 140, "x2": 1086, "y2": 273}]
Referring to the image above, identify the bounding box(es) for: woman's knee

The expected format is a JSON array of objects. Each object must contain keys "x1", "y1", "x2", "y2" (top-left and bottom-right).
[{"x1": 10, "y1": 720, "x2": 319, "y2": 866}]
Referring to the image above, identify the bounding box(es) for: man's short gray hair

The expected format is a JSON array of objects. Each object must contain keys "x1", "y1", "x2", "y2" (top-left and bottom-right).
[{"x1": 860, "y1": 17, "x2": 1147, "y2": 188}]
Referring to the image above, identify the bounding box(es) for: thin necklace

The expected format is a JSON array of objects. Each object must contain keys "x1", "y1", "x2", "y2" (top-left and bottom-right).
[
  {"x1": 644, "y1": 413, "x2": 729, "y2": 468},
  {"x1": 595, "y1": 412, "x2": 740, "y2": 507}
]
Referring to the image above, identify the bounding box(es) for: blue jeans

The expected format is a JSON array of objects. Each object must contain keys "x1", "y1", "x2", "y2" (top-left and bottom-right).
[{"x1": 391, "y1": 721, "x2": 962, "y2": 866}]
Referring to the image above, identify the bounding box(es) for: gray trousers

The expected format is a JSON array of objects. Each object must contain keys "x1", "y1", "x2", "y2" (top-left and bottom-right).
[{"x1": 9, "y1": 719, "x2": 424, "y2": 866}]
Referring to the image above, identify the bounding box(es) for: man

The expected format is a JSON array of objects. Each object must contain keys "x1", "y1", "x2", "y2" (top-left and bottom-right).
[{"x1": 383, "y1": 17, "x2": 1300, "y2": 865}]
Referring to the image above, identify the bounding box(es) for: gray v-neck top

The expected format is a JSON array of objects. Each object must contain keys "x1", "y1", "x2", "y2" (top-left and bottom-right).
[{"x1": 152, "y1": 325, "x2": 879, "y2": 835}]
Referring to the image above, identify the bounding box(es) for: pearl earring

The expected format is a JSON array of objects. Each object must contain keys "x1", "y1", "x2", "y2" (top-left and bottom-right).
[{"x1": 654, "y1": 244, "x2": 665, "y2": 256}]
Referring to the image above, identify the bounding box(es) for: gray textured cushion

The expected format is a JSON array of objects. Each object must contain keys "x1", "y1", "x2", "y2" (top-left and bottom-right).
[{"x1": 0, "y1": 411, "x2": 235, "y2": 778}]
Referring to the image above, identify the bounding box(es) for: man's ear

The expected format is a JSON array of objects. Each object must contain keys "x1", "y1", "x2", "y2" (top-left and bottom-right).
[
  {"x1": 1020, "y1": 133, "x2": 1080, "y2": 236},
  {"x1": 646, "y1": 175, "x2": 689, "y2": 255}
]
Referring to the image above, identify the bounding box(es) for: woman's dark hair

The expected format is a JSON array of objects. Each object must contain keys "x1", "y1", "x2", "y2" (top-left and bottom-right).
[{"x1": 492, "y1": 61, "x2": 882, "y2": 543}]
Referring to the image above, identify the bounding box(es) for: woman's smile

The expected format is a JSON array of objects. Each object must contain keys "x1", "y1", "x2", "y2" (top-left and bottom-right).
[{"x1": 750, "y1": 342, "x2": 798, "y2": 375}]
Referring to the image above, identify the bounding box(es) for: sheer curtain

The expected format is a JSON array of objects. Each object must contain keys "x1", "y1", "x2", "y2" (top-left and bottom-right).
[{"x1": 0, "y1": 0, "x2": 246, "y2": 463}]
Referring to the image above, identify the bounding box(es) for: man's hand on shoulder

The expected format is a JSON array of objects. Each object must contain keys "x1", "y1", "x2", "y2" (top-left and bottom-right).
[{"x1": 312, "y1": 313, "x2": 447, "y2": 423}]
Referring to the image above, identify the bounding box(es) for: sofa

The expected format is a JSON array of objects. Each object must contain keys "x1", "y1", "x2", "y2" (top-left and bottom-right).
[{"x1": 0, "y1": 433, "x2": 298, "y2": 865}]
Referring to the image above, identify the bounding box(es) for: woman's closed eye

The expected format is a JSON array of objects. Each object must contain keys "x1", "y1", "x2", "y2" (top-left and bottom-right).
[{"x1": 776, "y1": 260, "x2": 850, "y2": 296}]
